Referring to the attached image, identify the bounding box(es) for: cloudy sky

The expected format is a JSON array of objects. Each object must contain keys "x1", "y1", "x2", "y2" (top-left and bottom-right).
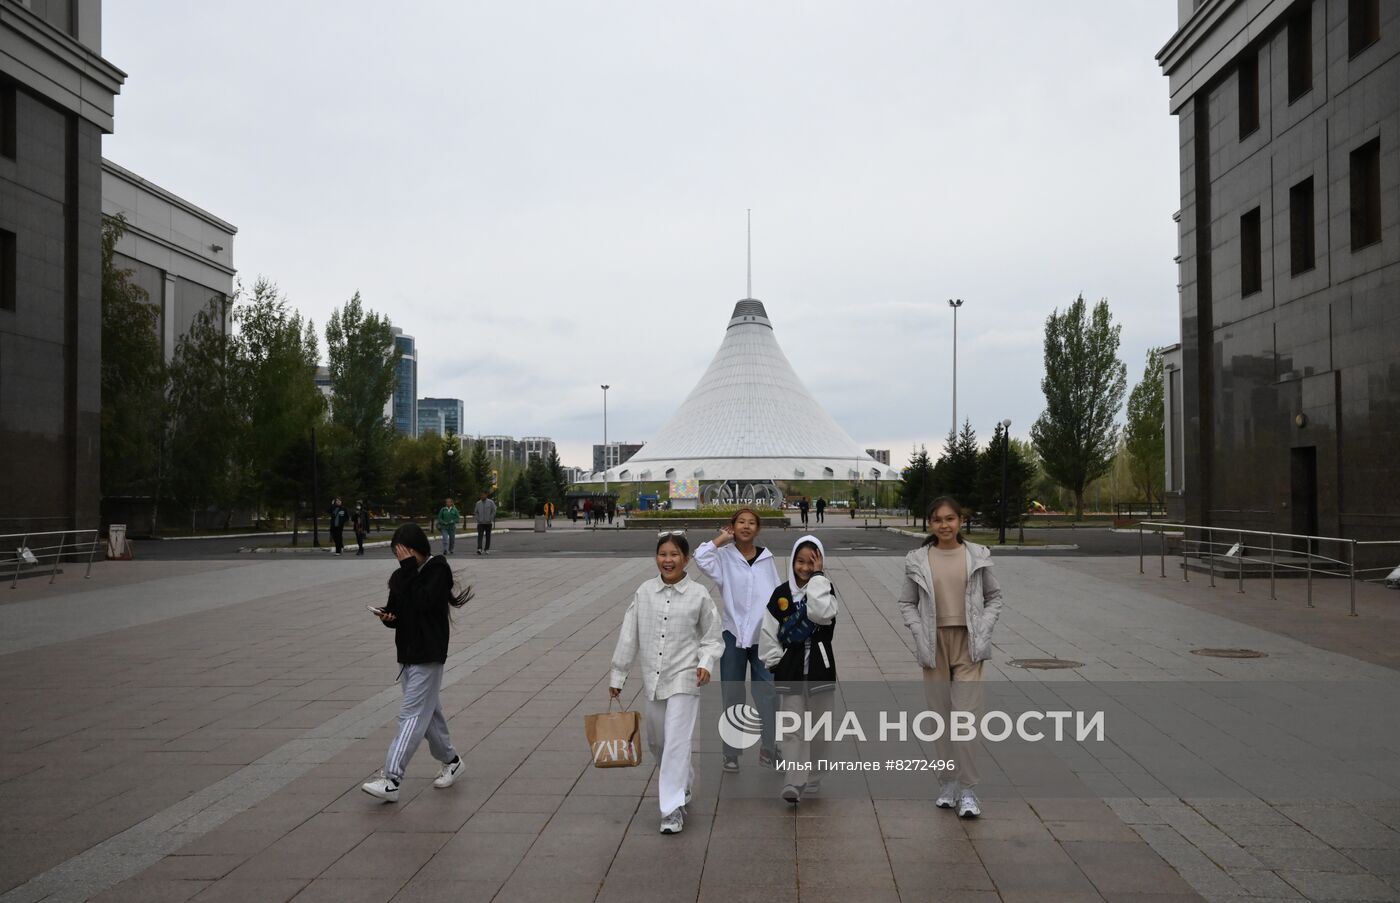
[{"x1": 104, "y1": 1, "x2": 1183, "y2": 472}]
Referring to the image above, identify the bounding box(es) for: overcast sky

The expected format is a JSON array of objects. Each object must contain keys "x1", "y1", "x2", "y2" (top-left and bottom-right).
[{"x1": 103, "y1": 2, "x2": 1182, "y2": 472}]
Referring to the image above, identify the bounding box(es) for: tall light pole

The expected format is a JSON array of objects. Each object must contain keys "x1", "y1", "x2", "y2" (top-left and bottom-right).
[
  {"x1": 998, "y1": 418, "x2": 1012, "y2": 546},
  {"x1": 601, "y1": 385, "x2": 610, "y2": 504},
  {"x1": 948, "y1": 299, "x2": 964, "y2": 437}
]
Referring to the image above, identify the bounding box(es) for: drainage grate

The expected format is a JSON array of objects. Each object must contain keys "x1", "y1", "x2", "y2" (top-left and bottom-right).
[
  {"x1": 1191, "y1": 648, "x2": 1267, "y2": 659},
  {"x1": 1009, "y1": 658, "x2": 1084, "y2": 670}
]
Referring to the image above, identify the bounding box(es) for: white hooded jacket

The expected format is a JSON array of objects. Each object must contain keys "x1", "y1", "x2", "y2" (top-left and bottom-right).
[{"x1": 759, "y1": 534, "x2": 839, "y2": 672}]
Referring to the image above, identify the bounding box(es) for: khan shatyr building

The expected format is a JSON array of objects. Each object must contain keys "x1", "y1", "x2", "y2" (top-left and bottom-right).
[{"x1": 592, "y1": 299, "x2": 898, "y2": 503}]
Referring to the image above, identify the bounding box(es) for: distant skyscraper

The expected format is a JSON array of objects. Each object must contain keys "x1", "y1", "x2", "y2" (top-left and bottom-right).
[
  {"x1": 418, "y1": 398, "x2": 464, "y2": 437},
  {"x1": 388, "y1": 328, "x2": 417, "y2": 436}
]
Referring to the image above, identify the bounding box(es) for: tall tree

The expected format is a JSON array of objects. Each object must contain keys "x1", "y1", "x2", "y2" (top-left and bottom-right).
[
  {"x1": 932, "y1": 420, "x2": 981, "y2": 515},
  {"x1": 976, "y1": 422, "x2": 1036, "y2": 531},
  {"x1": 468, "y1": 440, "x2": 495, "y2": 498},
  {"x1": 546, "y1": 446, "x2": 569, "y2": 507},
  {"x1": 100, "y1": 215, "x2": 167, "y2": 499},
  {"x1": 235, "y1": 278, "x2": 324, "y2": 521},
  {"x1": 165, "y1": 296, "x2": 243, "y2": 528},
  {"x1": 900, "y1": 445, "x2": 936, "y2": 528},
  {"x1": 325, "y1": 292, "x2": 398, "y2": 502},
  {"x1": 1030, "y1": 295, "x2": 1127, "y2": 518},
  {"x1": 1124, "y1": 348, "x2": 1166, "y2": 507}
]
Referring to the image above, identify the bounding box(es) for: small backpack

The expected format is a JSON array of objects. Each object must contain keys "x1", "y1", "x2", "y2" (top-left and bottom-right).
[{"x1": 777, "y1": 598, "x2": 817, "y2": 648}]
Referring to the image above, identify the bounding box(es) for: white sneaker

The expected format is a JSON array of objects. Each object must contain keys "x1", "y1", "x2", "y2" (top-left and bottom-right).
[
  {"x1": 433, "y1": 756, "x2": 463, "y2": 789},
  {"x1": 957, "y1": 788, "x2": 981, "y2": 818},
  {"x1": 781, "y1": 783, "x2": 801, "y2": 804},
  {"x1": 936, "y1": 779, "x2": 960, "y2": 809},
  {"x1": 360, "y1": 775, "x2": 399, "y2": 802},
  {"x1": 659, "y1": 809, "x2": 684, "y2": 834},
  {"x1": 804, "y1": 775, "x2": 822, "y2": 797}
]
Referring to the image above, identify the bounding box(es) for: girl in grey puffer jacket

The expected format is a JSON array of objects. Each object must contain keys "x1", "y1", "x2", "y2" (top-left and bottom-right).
[{"x1": 895, "y1": 496, "x2": 1004, "y2": 818}]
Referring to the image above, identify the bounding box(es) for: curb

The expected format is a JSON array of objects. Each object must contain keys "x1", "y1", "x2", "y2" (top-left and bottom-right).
[{"x1": 883, "y1": 526, "x2": 1078, "y2": 551}]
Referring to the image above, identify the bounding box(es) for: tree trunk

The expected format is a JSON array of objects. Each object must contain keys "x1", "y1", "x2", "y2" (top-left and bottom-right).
[{"x1": 1073, "y1": 489, "x2": 1085, "y2": 520}]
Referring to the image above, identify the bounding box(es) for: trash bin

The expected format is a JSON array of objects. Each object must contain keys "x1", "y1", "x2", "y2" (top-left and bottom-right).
[{"x1": 534, "y1": 516, "x2": 547, "y2": 533}]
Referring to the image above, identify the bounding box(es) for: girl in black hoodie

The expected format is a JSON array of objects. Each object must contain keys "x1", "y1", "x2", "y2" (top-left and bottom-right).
[{"x1": 362, "y1": 523, "x2": 473, "y2": 802}]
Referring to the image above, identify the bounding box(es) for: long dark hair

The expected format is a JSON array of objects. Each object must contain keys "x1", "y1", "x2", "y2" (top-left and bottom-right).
[
  {"x1": 920, "y1": 496, "x2": 967, "y2": 547},
  {"x1": 390, "y1": 523, "x2": 474, "y2": 607}
]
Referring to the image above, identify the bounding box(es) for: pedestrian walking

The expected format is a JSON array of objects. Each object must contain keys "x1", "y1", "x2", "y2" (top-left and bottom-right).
[
  {"x1": 606, "y1": 498, "x2": 615, "y2": 525},
  {"x1": 584, "y1": 499, "x2": 594, "y2": 525},
  {"x1": 544, "y1": 501, "x2": 554, "y2": 527},
  {"x1": 609, "y1": 532, "x2": 722, "y2": 834},
  {"x1": 815, "y1": 498, "x2": 826, "y2": 524},
  {"x1": 694, "y1": 508, "x2": 782, "y2": 771},
  {"x1": 328, "y1": 498, "x2": 349, "y2": 554},
  {"x1": 474, "y1": 492, "x2": 497, "y2": 555},
  {"x1": 436, "y1": 498, "x2": 460, "y2": 555},
  {"x1": 760, "y1": 534, "x2": 838, "y2": 804},
  {"x1": 896, "y1": 496, "x2": 1004, "y2": 818},
  {"x1": 798, "y1": 497, "x2": 810, "y2": 528},
  {"x1": 352, "y1": 502, "x2": 370, "y2": 555},
  {"x1": 361, "y1": 523, "x2": 473, "y2": 802}
]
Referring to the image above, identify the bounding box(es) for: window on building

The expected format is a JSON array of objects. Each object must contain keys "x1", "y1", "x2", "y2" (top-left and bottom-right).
[
  {"x1": 1241, "y1": 207, "x2": 1263, "y2": 295},
  {"x1": 1350, "y1": 138, "x2": 1382, "y2": 251},
  {"x1": 1288, "y1": 6, "x2": 1313, "y2": 102},
  {"x1": 1349, "y1": 0, "x2": 1380, "y2": 57},
  {"x1": 1, "y1": 80, "x2": 15, "y2": 159},
  {"x1": 1238, "y1": 53, "x2": 1260, "y2": 139},
  {"x1": 1289, "y1": 178, "x2": 1316, "y2": 275},
  {"x1": 0, "y1": 229, "x2": 15, "y2": 311}
]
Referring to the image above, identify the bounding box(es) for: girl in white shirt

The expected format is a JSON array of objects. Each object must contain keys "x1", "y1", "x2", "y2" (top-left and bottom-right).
[
  {"x1": 694, "y1": 508, "x2": 783, "y2": 771},
  {"x1": 610, "y1": 533, "x2": 723, "y2": 835}
]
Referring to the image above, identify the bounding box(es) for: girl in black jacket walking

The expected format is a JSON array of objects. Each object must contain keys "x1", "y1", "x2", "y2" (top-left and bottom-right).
[{"x1": 362, "y1": 523, "x2": 473, "y2": 802}]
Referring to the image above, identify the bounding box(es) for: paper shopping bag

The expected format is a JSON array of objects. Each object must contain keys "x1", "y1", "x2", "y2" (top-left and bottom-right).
[{"x1": 584, "y1": 699, "x2": 642, "y2": 768}]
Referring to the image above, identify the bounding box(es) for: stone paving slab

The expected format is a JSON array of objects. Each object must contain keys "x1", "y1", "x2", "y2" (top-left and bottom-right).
[{"x1": 2, "y1": 552, "x2": 1399, "y2": 901}]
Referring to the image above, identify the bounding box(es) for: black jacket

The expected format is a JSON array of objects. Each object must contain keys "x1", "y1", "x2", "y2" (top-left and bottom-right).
[
  {"x1": 766, "y1": 579, "x2": 837, "y2": 692},
  {"x1": 382, "y1": 555, "x2": 456, "y2": 664},
  {"x1": 328, "y1": 504, "x2": 349, "y2": 528}
]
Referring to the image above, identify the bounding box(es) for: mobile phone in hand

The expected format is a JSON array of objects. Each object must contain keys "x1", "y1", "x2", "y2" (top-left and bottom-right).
[{"x1": 367, "y1": 604, "x2": 387, "y2": 616}]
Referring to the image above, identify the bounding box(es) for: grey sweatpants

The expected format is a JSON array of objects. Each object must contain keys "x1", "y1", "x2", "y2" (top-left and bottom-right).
[{"x1": 385, "y1": 663, "x2": 457, "y2": 782}]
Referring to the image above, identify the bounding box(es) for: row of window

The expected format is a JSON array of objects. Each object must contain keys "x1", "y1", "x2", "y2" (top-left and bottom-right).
[
  {"x1": 1238, "y1": 0, "x2": 1380, "y2": 141},
  {"x1": 1239, "y1": 137, "x2": 1382, "y2": 295}
]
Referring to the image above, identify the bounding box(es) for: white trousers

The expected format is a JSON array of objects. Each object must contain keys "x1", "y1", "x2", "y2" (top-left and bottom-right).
[
  {"x1": 778, "y1": 690, "x2": 834, "y2": 785},
  {"x1": 645, "y1": 693, "x2": 699, "y2": 816}
]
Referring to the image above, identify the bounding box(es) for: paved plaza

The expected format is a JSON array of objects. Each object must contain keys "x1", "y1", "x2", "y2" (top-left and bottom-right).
[{"x1": 2, "y1": 530, "x2": 1399, "y2": 902}]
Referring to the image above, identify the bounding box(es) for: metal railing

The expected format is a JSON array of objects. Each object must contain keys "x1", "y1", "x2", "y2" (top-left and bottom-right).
[
  {"x1": 4, "y1": 529, "x2": 102, "y2": 589},
  {"x1": 1136, "y1": 521, "x2": 1400, "y2": 617}
]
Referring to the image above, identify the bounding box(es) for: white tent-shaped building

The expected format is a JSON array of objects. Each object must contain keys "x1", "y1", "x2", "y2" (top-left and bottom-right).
[{"x1": 596, "y1": 299, "x2": 899, "y2": 489}]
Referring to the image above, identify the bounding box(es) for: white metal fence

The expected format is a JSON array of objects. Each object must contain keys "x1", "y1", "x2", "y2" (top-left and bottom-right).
[{"x1": 4, "y1": 529, "x2": 102, "y2": 589}]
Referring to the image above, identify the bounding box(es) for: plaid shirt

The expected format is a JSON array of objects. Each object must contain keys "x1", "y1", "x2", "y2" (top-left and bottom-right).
[{"x1": 610, "y1": 574, "x2": 723, "y2": 700}]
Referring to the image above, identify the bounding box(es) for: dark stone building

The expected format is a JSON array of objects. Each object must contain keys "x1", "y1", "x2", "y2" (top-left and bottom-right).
[
  {"x1": 1158, "y1": 0, "x2": 1399, "y2": 551},
  {"x1": 1, "y1": 0, "x2": 124, "y2": 534}
]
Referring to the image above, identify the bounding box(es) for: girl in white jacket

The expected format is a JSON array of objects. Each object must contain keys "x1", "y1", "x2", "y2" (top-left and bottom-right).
[
  {"x1": 694, "y1": 508, "x2": 783, "y2": 771},
  {"x1": 760, "y1": 534, "x2": 838, "y2": 804},
  {"x1": 610, "y1": 533, "x2": 723, "y2": 835}
]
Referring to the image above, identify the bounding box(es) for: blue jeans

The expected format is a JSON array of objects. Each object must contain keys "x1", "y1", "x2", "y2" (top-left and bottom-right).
[
  {"x1": 720, "y1": 630, "x2": 777, "y2": 758},
  {"x1": 441, "y1": 524, "x2": 456, "y2": 554}
]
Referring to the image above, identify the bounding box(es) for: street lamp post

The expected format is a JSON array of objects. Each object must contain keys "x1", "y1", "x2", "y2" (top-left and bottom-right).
[
  {"x1": 601, "y1": 385, "x2": 610, "y2": 516},
  {"x1": 998, "y1": 418, "x2": 1012, "y2": 546},
  {"x1": 948, "y1": 299, "x2": 964, "y2": 437}
]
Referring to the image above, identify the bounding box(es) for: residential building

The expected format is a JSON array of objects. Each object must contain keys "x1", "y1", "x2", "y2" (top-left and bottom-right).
[
  {"x1": 1157, "y1": 0, "x2": 1398, "y2": 549},
  {"x1": 481, "y1": 435, "x2": 519, "y2": 463},
  {"x1": 865, "y1": 449, "x2": 892, "y2": 466},
  {"x1": 593, "y1": 441, "x2": 644, "y2": 472}
]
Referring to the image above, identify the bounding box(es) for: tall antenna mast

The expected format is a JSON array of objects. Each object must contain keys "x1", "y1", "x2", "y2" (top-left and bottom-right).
[{"x1": 746, "y1": 208, "x2": 752, "y2": 299}]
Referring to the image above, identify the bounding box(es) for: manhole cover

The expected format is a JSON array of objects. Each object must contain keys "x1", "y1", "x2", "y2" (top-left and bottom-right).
[
  {"x1": 1191, "y1": 648, "x2": 1267, "y2": 659},
  {"x1": 1009, "y1": 658, "x2": 1084, "y2": 670}
]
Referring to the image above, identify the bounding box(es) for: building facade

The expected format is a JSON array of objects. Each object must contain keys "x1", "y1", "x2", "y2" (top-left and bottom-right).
[
  {"x1": 388, "y1": 327, "x2": 417, "y2": 437},
  {"x1": 865, "y1": 449, "x2": 892, "y2": 466},
  {"x1": 593, "y1": 441, "x2": 643, "y2": 472},
  {"x1": 1, "y1": 0, "x2": 124, "y2": 534},
  {"x1": 520, "y1": 436, "x2": 555, "y2": 463},
  {"x1": 481, "y1": 435, "x2": 519, "y2": 463},
  {"x1": 417, "y1": 397, "x2": 464, "y2": 438},
  {"x1": 101, "y1": 160, "x2": 236, "y2": 361},
  {"x1": 1157, "y1": 0, "x2": 1398, "y2": 547}
]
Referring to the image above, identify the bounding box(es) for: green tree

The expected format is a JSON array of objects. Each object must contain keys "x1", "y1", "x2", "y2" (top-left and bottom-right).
[
  {"x1": 1030, "y1": 295, "x2": 1127, "y2": 518},
  {"x1": 235, "y1": 278, "x2": 324, "y2": 522},
  {"x1": 100, "y1": 215, "x2": 167, "y2": 499},
  {"x1": 325, "y1": 292, "x2": 398, "y2": 502},
  {"x1": 977, "y1": 422, "x2": 1036, "y2": 532},
  {"x1": 545, "y1": 447, "x2": 569, "y2": 508},
  {"x1": 932, "y1": 420, "x2": 981, "y2": 515},
  {"x1": 900, "y1": 445, "x2": 937, "y2": 528},
  {"x1": 468, "y1": 440, "x2": 494, "y2": 500},
  {"x1": 1124, "y1": 348, "x2": 1166, "y2": 507},
  {"x1": 389, "y1": 433, "x2": 441, "y2": 516},
  {"x1": 165, "y1": 296, "x2": 243, "y2": 528}
]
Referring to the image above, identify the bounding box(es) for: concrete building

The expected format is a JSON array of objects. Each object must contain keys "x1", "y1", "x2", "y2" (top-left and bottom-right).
[
  {"x1": 481, "y1": 435, "x2": 519, "y2": 463},
  {"x1": 388, "y1": 327, "x2": 416, "y2": 437},
  {"x1": 101, "y1": 160, "x2": 236, "y2": 361},
  {"x1": 1157, "y1": 0, "x2": 1398, "y2": 547},
  {"x1": 865, "y1": 449, "x2": 892, "y2": 466},
  {"x1": 1, "y1": 0, "x2": 124, "y2": 534},
  {"x1": 593, "y1": 441, "x2": 643, "y2": 472},
  {"x1": 521, "y1": 436, "x2": 555, "y2": 463},
  {"x1": 417, "y1": 397, "x2": 464, "y2": 438}
]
